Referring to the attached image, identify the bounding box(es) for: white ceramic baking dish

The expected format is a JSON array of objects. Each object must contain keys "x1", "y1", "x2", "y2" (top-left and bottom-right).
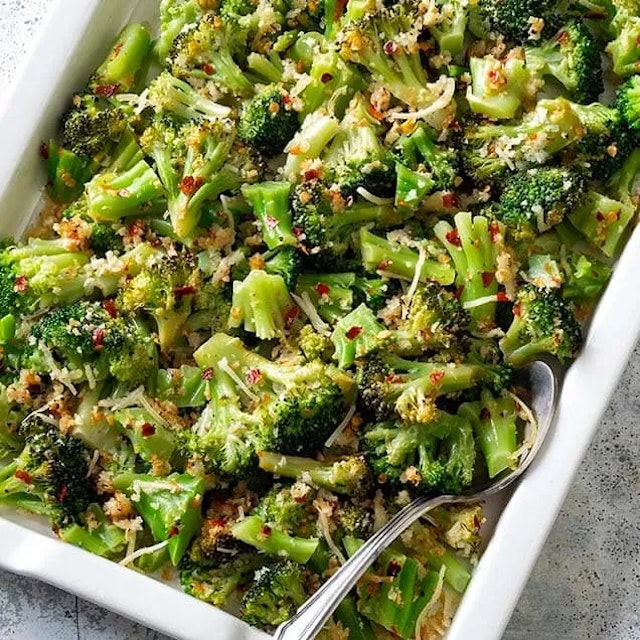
[{"x1": 0, "y1": 1, "x2": 638, "y2": 638}]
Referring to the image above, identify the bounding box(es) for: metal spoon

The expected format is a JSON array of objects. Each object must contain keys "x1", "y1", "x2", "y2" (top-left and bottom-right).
[{"x1": 273, "y1": 359, "x2": 559, "y2": 640}]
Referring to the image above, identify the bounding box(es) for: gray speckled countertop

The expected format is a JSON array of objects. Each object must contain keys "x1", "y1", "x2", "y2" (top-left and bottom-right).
[{"x1": 1, "y1": 2, "x2": 639, "y2": 639}]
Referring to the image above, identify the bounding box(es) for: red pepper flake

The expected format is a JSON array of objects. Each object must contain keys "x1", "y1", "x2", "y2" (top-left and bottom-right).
[
  {"x1": 180, "y1": 175, "x2": 203, "y2": 196},
  {"x1": 430, "y1": 370, "x2": 445, "y2": 385},
  {"x1": 386, "y1": 558, "x2": 402, "y2": 577},
  {"x1": 202, "y1": 63, "x2": 215, "y2": 75},
  {"x1": 265, "y1": 215, "x2": 279, "y2": 230},
  {"x1": 454, "y1": 285, "x2": 464, "y2": 299},
  {"x1": 173, "y1": 284, "x2": 196, "y2": 299},
  {"x1": 345, "y1": 326, "x2": 362, "y2": 340},
  {"x1": 556, "y1": 30, "x2": 569, "y2": 45},
  {"x1": 473, "y1": 514, "x2": 481, "y2": 528},
  {"x1": 58, "y1": 485, "x2": 68, "y2": 503},
  {"x1": 302, "y1": 167, "x2": 320, "y2": 181},
  {"x1": 489, "y1": 221, "x2": 501, "y2": 242},
  {"x1": 383, "y1": 40, "x2": 398, "y2": 55},
  {"x1": 445, "y1": 229, "x2": 461, "y2": 247},
  {"x1": 168, "y1": 526, "x2": 180, "y2": 537},
  {"x1": 596, "y1": 210, "x2": 605, "y2": 221},
  {"x1": 102, "y1": 299, "x2": 118, "y2": 318},
  {"x1": 377, "y1": 259, "x2": 392, "y2": 271},
  {"x1": 496, "y1": 292, "x2": 509, "y2": 303},
  {"x1": 480, "y1": 408, "x2": 491, "y2": 420},
  {"x1": 334, "y1": 0, "x2": 347, "y2": 21},
  {"x1": 513, "y1": 303, "x2": 521, "y2": 317},
  {"x1": 207, "y1": 518, "x2": 227, "y2": 528},
  {"x1": 261, "y1": 524, "x2": 272, "y2": 537},
  {"x1": 141, "y1": 422, "x2": 156, "y2": 437},
  {"x1": 320, "y1": 72, "x2": 334, "y2": 84},
  {"x1": 292, "y1": 226, "x2": 305, "y2": 238},
  {"x1": 481, "y1": 271, "x2": 494, "y2": 287},
  {"x1": 14, "y1": 275, "x2": 28, "y2": 293},
  {"x1": 246, "y1": 368, "x2": 263, "y2": 385},
  {"x1": 441, "y1": 192, "x2": 457, "y2": 208},
  {"x1": 94, "y1": 83, "x2": 120, "y2": 98},
  {"x1": 92, "y1": 328, "x2": 105, "y2": 350},
  {"x1": 14, "y1": 469, "x2": 32, "y2": 484},
  {"x1": 315, "y1": 282, "x2": 330, "y2": 296},
  {"x1": 202, "y1": 367, "x2": 214, "y2": 381},
  {"x1": 39, "y1": 143, "x2": 49, "y2": 159},
  {"x1": 113, "y1": 43, "x2": 123, "y2": 57},
  {"x1": 284, "y1": 306, "x2": 299, "y2": 328},
  {"x1": 385, "y1": 374, "x2": 403, "y2": 383}
]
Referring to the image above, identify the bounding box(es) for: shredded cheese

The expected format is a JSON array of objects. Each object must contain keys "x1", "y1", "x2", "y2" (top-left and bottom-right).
[
  {"x1": 315, "y1": 504, "x2": 346, "y2": 565},
  {"x1": 402, "y1": 245, "x2": 427, "y2": 319},
  {"x1": 324, "y1": 404, "x2": 357, "y2": 448},
  {"x1": 217, "y1": 357, "x2": 260, "y2": 402},
  {"x1": 389, "y1": 77, "x2": 456, "y2": 121},
  {"x1": 355, "y1": 187, "x2": 394, "y2": 205},
  {"x1": 291, "y1": 292, "x2": 331, "y2": 335},
  {"x1": 508, "y1": 390, "x2": 539, "y2": 463},
  {"x1": 462, "y1": 294, "x2": 501, "y2": 310},
  {"x1": 119, "y1": 539, "x2": 170, "y2": 567}
]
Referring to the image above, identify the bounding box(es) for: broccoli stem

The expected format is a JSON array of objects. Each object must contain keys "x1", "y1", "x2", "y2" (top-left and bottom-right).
[
  {"x1": 430, "y1": 2, "x2": 467, "y2": 54},
  {"x1": 247, "y1": 52, "x2": 284, "y2": 83},
  {"x1": 242, "y1": 182, "x2": 297, "y2": 249},
  {"x1": 91, "y1": 24, "x2": 152, "y2": 94},
  {"x1": 358, "y1": 228, "x2": 456, "y2": 286},
  {"x1": 295, "y1": 273, "x2": 355, "y2": 323},
  {"x1": 231, "y1": 515, "x2": 319, "y2": 564},
  {"x1": 425, "y1": 548, "x2": 471, "y2": 593},
  {"x1": 335, "y1": 597, "x2": 376, "y2": 640},
  {"x1": 46, "y1": 141, "x2": 94, "y2": 203},
  {"x1": 332, "y1": 303, "x2": 386, "y2": 369},
  {"x1": 284, "y1": 114, "x2": 341, "y2": 179},
  {"x1": 460, "y1": 392, "x2": 518, "y2": 478},
  {"x1": 395, "y1": 163, "x2": 435, "y2": 210},
  {"x1": 499, "y1": 319, "x2": 558, "y2": 365},
  {"x1": 86, "y1": 159, "x2": 165, "y2": 221}
]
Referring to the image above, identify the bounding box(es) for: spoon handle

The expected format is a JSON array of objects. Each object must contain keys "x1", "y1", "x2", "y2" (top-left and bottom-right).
[{"x1": 273, "y1": 492, "x2": 463, "y2": 640}]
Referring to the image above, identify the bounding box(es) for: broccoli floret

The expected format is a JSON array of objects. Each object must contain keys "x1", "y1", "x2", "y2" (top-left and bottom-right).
[
  {"x1": 259, "y1": 451, "x2": 372, "y2": 496},
  {"x1": 292, "y1": 181, "x2": 407, "y2": 258},
  {"x1": 62, "y1": 94, "x2": 127, "y2": 159},
  {"x1": 0, "y1": 238, "x2": 90, "y2": 316},
  {"x1": 0, "y1": 417, "x2": 95, "y2": 528},
  {"x1": 112, "y1": 473, "x2": 204, "y2": 565},
  {"x1": 157, "y1": 0, "x2": 208, "y2": 60},
  {"x1": 296, "y1": 324, "x2": 335, "y2": 361},
  {"x1": 88, "y1": 222, "x2": 125, "y2": 256},
  {"x1": 241, "y1": 181, "x2": 297, "y2": 249},
  {"x1": 460, "y1": 98, "x2": 584, "y2": 185},
  {"x1": 393, "y1": 284, "x2": 470, "y2": 356},
  {"x1": 394, "y1": 124, "x2": 459, "y2": 210},
  {"x1": 193, "y1": 333, "x2": 356, "y2": 460},
  {"x1": 141, "y1": 119, "x2": 239, "y2": 239},
  {"x1": 232, "y1": 516, "x2": 319, "y2": 563},
  {"x1": 475, "y1": 0, "x2": 604, "y2": 43},
  {"x1": 496, "y1": 167, "x2": 587, "y2": 239},
  {"x1": 561, "y1": 253, "x2": 612, "y2": 302},
  {"x1": 569, "y1": 102, "x2": 635, "y2": 180},
  {"x1": 362, "y1": 412, "x2": 476, "y2": 494},
  {"x1": 606, "y1": 1, "x2": 640, "y2": 77},
  {"x1": 337, "y1": 501, "x2": 373, "y2": 539},
  {"x1": 89, "y1": 24, "x2": 152, "y2": 95},
  {"x1": 168, "y1": 15, "x2": 254, "y2": 96},
  {"x1": 359, "y1": 351, "x2": 510, "y2": 425},
  {"x1": 459, "y1": 390, "x2": 519, "y2": 478},
  {"x1": 295, "y1": 273, "x2": 355, "y2": 324},
  {"x1": 358, "y1": 228, "x2": 456, "y2": 287},
  {"x1": 323, "y1": 94, "x2": 396, "y2": 198},
  {"x1": 263, "y1": 247, "x2": 302, "y2": 290},
  {"x1": 284, "y1": 112, "x2": 342, "y2": 180},
  {"x1": 616, "y1": 74, "x2": 640, "y2": 131},
  {"x1": 344, "y1": 538, "x2": 445, "y2": 638},
  {"x1": 119, "y1": 251, "x2": 198, "y2": 352},
  {"x1": 332, "y1": 303, "x2": 388, "y2": 368},
  {"x1": 241, "y1": 560, "x2": 309, "y2": 629},
  {"x1": 180, "y1": 552, "x2": 262, "y2": 607},
  {"x1": 229, "y1": 270, "x2": 296, "y2": 340},
  {"x1": 147, "y1": 71, "x2": 232, "y2": 121},
  {"x1": 45, "y1": 140, "x2": 95, "y2": 204},
  {"x1": 25, "y1": 301, "x2": 157, "y2": 388},
  {"x1": 499, "y1": 284, "x2": 582, "y2": 364},
  {"x1": 525, "y1": 20, "x2": 603, "y2": 104},
  {"x1": 337, "y1": 2, "x2": 455, "y2": 114},
  {"x1": 466, "y1": 54, "x2": 531, "y2": 120},
  {"x1": 238, "y1": 86, "x2": 300, "y2": 156},
  {"x1": 290, "y1": 32, "x2": 366, "y2": 117},
  {"x1": 434, "y1": 212, "x2": 505, "y2": 330},
  {"x1": 430, "y1": 0, "x2": 469, "y2": 55},
  {"x1": 253, "y1": 481, "x2": 317, "y2": 536}
]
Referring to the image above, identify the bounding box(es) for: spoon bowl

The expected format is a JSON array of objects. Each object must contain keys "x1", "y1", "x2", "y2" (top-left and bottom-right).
[{"x1": 273, "y1": 359, "x2": 560, "y2": 640}]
